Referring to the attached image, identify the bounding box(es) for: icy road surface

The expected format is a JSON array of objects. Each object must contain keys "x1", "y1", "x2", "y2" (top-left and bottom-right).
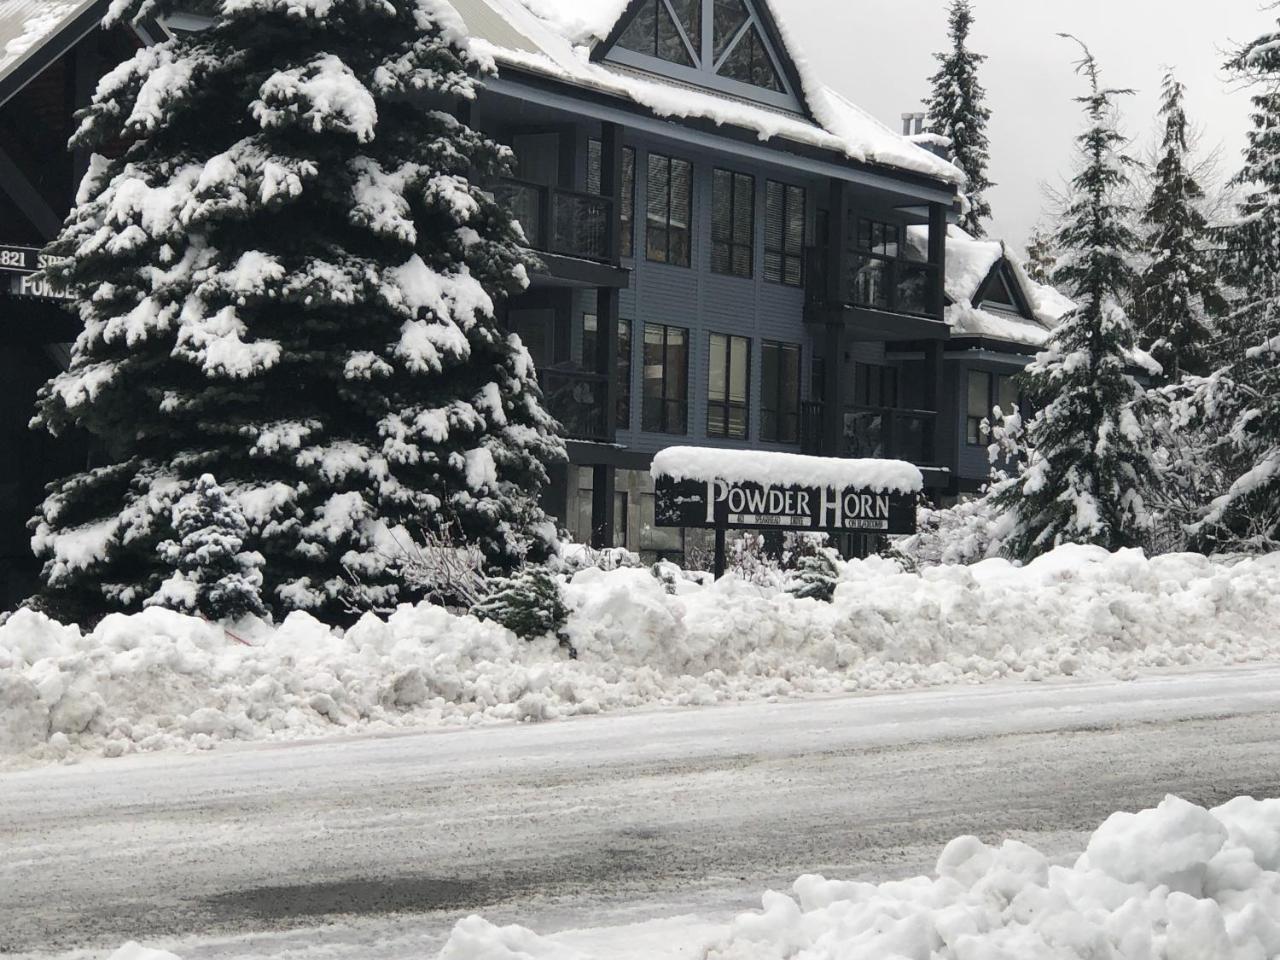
[{"x1": 6, "y1": 665, "x2": 1280, "y2": 959}]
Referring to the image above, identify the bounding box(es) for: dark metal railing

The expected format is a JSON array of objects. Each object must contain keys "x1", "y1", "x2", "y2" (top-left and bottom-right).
[
  {"x1": 800, "y1": 400, "x2": 825, "y2": 456},
  {"x1": 842, "y1": 406, "x2": 937, "y2": 464},
  {"x1": 492, "y1": 178, "x2": 614, "y2": 263},
  {"x1": 805, "y1": 246, "x2": 942, "y2": 320},
  {"x1": 540, "y1": 366, "x2": 610, "y2": 441}
]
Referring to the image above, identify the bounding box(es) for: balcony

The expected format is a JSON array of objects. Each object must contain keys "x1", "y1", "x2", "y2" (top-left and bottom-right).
[
  {"x1": 805, "y1": 244, "x2": 947, "y2": 342},
  {"x1": 799, "y1": 400, "x2": 938, "y2": 467},
  {"x1": 540, "y1": 366, "x2": 610, "y2": 442}
]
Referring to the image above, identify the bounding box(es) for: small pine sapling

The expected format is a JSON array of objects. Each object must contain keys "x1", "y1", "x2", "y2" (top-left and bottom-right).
[
  {"x1": 471, "y1": 567, "x2": 569, "y2": 645},
  {"x1": 786, "y1": 545, "x2": 840, "y2": 603}
]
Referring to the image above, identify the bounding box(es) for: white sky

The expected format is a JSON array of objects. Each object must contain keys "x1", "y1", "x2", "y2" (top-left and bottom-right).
[{"x1": 784, "y1": 0, "x2": 1277, "y2": 251}]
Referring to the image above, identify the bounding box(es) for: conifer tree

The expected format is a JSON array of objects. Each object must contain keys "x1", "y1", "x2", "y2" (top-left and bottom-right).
[
  {"x1": 1131, "y1": 73, "x2": 1226, "y2": 381},
  {"x1": 1185, "y1": 19, "x2": 1280, "y2": 550},
  {"x1": 994, "y1": 39, "x2": 1157, "y2": 560},
  {"x1": 148, "y1": 474, "x2": 266, "y2": 621},
  {"x1": 30, "y1": 0, "x2": 564, "y2": 622},
  {"x1": 471, "y1": 567, "x2": 568, "y2": 641},
  {"x1": 925, "y1": 0, "x2": 995, "y2": 236}
]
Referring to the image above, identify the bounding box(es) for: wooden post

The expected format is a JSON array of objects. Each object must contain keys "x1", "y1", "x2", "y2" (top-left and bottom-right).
[
  {"x1": 590, "y1": 462, "x2": 615, "y2": 549},
  {"x1": 714, "y1": 525, "x2": 727, "y2": 579}
]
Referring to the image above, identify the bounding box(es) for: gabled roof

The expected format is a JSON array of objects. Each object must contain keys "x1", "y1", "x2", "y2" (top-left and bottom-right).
[
  {"x1": 0, "y1": 0, "x2": 107, "y2": 107},
  {"x1": 908, "y1": 226, "x2": 1075, "y2": 349},
  {"x1": 450, "y1": 0, "x2": 962, "y2": 186}
]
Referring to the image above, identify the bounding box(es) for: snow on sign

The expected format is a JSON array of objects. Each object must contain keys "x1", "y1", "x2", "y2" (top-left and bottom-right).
[{"x1": 651, "y1": 447, "x2": 921, "y2": 535}]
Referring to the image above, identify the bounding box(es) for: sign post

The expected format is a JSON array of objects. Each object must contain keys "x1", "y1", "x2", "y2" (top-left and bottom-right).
[{"x1": 650, "y1": 447, "x2": 922, "y2": 577}]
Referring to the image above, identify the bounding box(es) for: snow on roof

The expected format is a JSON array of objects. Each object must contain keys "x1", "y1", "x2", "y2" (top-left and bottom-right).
[
  {"x1": 651, "y1": 446, "x2": 924, "y2": 495},
  {"x1": 906, "y1": 225, "x2": 1075, "y2": 349},
  {"x1": 0, "y1": 0, "x2": 99, "y2": 102},
  {"x1": 450, "y1": 0, "x2": 962, "y2": 186}
]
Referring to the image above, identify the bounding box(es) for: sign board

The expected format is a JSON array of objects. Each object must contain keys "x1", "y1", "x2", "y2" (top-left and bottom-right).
[
  {"x1": 654, "y1": 475, "x2": 917, "y2": 535},
  {"x1": 1, "y1": 244, "x2": 71, "y2": 299}
]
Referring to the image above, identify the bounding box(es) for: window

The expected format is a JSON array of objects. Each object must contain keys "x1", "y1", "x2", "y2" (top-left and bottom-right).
[
  {"x1": 707, "y1": 333, "x2": 750, "y2": 438},
  {"x1": 855, "y1": 363, "x2": 899, "y2": 409},
  {"x1": 996, "y1": 375, "x2": 1019, "y2": 418},
  {"x1": 616, "y1": 0, "x2": 699, "y2": 66},
  {"x1": 967, "y1": 370, "x2": 993, "y2": 445},
  {"x1": 712, "y1": 169, "x2": 755, "y2": 277},
  {"x1": 646, "y1": 153, "x2": 693, "y2": 267},
  {"x1": 587, "y1": 141, "x2": 637, "y2": 259},
  {"x1": 761, "y1": 340, "x2": 801, "y2": 443},
  {"x1": 851, "y1": 219, "x2": 900, "y2": 310},
  {"x1": 617, "y1": 319, "x2": 633, "y2": 429},
  {"x1": 642, "y1": 322, "x2": 689, "y2": 434},
  {"x1": 764, "y1": 181, "x2": 805, "y2": 285},
  {"x1": 982, "y1": 270, "x2": 1021, "y2": 312}
]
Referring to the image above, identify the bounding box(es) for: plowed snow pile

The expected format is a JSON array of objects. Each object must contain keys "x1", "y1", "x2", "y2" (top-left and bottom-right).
[
  {"x1": 433, "y1": 795, "x2": 1280, "y2": 959},
  {"x1": 3, "y1": 545, "x2": 1280, "y2": 765}
]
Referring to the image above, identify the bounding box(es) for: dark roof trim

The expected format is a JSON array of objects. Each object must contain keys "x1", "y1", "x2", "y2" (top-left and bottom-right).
[
  {"x1": 485, "y1": 70, "x2": 958, "y2": 203},
  {"x1": 0, "y1": 0, "x2": 109, "y2": 109},
  {"x1": 946, "y1": 336, "x2": 1038, "y2": 357}
]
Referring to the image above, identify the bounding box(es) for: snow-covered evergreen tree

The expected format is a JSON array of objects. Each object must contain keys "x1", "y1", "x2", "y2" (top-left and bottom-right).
[
  {"x1": 30, "y1": 0, "x2": 564, "y2": 622},
  {"x1": 1182, "y1": 20, "x2": 1280, "y2": 551},
  {"x1": 1023, "y1": 226, "x2": 1058, "y2": 285},
  {"x1": 1131, "y1": 73, "x2": 1226, "y2": 381},
  {"x1": 785, "y1": 547, "x2": 839, "y2": 603},
  {"x1": 924, "y1": 0, "x2": 995, "y2": 236},
  {"x1": 993, "y1": 39, "x2": 1157, "y2": 561},
  {"x1": 148, "y1": 474, "x2": 266, "y2": 621},
  {"x1": 471, "y1": 567, "x2": 568, "y2": 641}
]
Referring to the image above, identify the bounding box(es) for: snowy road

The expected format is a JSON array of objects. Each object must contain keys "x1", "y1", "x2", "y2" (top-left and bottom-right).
[{"x1": 6, "y1": 665, "x2": 1280, "y2": 959}]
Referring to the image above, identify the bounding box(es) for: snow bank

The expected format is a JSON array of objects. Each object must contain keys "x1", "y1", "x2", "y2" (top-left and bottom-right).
[
  {"x1": 5, "y1": 545, "x2": 1280, "y2": 766},
  {"x1": 651, "y1": 447, "x2": 923, "y2": 494}
]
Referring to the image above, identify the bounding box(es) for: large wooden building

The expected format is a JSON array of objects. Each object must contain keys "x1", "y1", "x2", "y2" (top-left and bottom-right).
[{"x1": 0, "y1": 0, "x2": 1068, "y2": 605}]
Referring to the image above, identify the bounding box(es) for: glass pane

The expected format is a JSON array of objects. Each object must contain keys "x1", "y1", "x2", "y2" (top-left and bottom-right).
[
  {"x1": 729, "y1": 404, "x2": 747, "y2": 439},
  {"x1": 667, "y1": 327, "x2": 688, "y2": 411},
  {"x1": 656, "y1": 0, "x2": 695, "y2": 65},
  {"x1": 708, "y1": 405, "x2": 726, "y2": 436},
  {"x1": 669, "y1": 0, "x2": 702, "y2": 56},
  {"x1": 731, "y1": 244, "x2": 751, "y2": 278},
  {"x1": 616, "y1": 319, "x2": 632, "y2": 429},
  {"x1": 712, "y1": 169, "x2": 732, "y2": 243},
  {"x1": 511, "y1": 314, "x2": 549, "y2": 369},
  {"x1": 733, "y1": 173, "x2": 754, "y2": 245},
  {"x1": 713, "y1": 0, "x2": 750, "y2": 59},
  {"x1": 781, "y1": 345, "x2": 800, "y2": 417},
  {"x1": 647, "y1": 154, "x2": 670, "y2": 262},
  {"x1": 852, "y1": 256, "x2": 889, "y2": 310},
  {"x1": 709, "y1": 334, "x2": 727, "y2": 401},
  {"x1": 670, "y1": 159, "x2": 692, "y2": 267},
  {"x1": 895, "y1": 261, "x2": 932, "y2": 316},
  {"x1": 764, "y1": 250, "x2": 782, "y2": 284},
  {"x1": 968, "y1": 370, "x2": 992, "y2": 420},
  {"x1": 729, "y1": 337, "x2": 749, "y2": 403},
  {"x1": 711, "y1": 242, "x2": 731, "y2": 274},
  {"x1": 587, "y1": 139, "x2": 601, "y2": 195},
  {"x1": 621, "y1": 147, "x2": 635, "y2": 258},
  {"x1": 617, "y1": 0, "x2": 658, "y2": 55},
  {"x1": 783, "y1": 254, "x2": 802, "y2": 286},
  {"x1": 997, "y1": 376, "x2": 1019, "y2": 415},
  {"x1": 643, "y1": 324, "x2": 667, "y2": 433},
  {"x1": 719, "y1": 24, "x2": 783, "y2": 92},
  {"x1": 785, "y1": 186, "x2": 805, "y2": 253},
  {"x1": 765, "y1": 181, "x2": 784, "y2": 252}
]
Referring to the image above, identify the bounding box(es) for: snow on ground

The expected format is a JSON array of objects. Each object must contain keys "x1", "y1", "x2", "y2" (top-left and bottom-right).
[{"x1": 4, "y1": 544, "x2": 1280, "y2": 766}]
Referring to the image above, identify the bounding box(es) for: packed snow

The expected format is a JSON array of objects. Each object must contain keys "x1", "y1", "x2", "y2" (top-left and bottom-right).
[
  {"x1": 651, "y1": 446, "x2": 924, "y2": 493},
  {"x1": 4, "y1": 544, "x2": 1280, "y2": 766}
]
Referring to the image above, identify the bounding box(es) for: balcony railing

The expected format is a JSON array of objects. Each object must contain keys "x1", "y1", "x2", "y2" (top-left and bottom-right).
[
  {"x1": 800, "y1": 400, "x2": 825, "y2": 456},
  {"x1": 805, "y1": 247, "x2": 942, "y2": 320},
  {"x1": 843, "y1": 406, "x2": 937, "y2": 464},
  {"x1": 491, "y1": 178, "x2": 614, "y2": 263},
  {"x1": 540, "y1": 366, "x2": 610, "y2": 442}
]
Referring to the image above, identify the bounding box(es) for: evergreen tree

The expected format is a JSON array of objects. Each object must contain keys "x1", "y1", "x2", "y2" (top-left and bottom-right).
[
  {"x1": 785, "y1": 547, "x2": 839, "y2": 603},
  {"x1": 994, "y1": 39, "x2": 1156, "y2": 560},
  {"x1": 1184, "y1": 19, "x2": 1280, "y2": 550},
  {"x1": 924, "y1": 0, "x2": 995, "y2": 236},
  {"x1": 148, "y1": 474, "x2": 266, "y2": 621},
  {"x1": 471, "y1": 567, "x2": 569, "y2": 641},
  {"x1": 1131, "y1": 73, "x2": 1226, "y2": 381},
  {"x1": 30, "y1": 0, "x2": 565, "y2": 622},
  {"x1": 1023, "y1": 225, "x2": 1058, "y2": 285}
]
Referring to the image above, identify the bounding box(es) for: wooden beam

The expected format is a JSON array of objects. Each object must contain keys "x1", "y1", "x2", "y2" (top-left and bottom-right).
[{"x1": 0, "y1": 145, "x2": 63, "y2": 240}]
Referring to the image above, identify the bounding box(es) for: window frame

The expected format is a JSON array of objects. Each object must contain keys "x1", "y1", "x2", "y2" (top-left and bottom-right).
[
  {"x1": 760, "y1": 339, "x2": 802, "y2": 444},
  {"x1": 711, "y1": 168, "x2": 755, "y2": 279},
  {"x1": 764, "y1": 180, "x2": 805, "y2": 286},
  {"x1": 707, "y1": 332, "x2": 751, "y2": 439},
  {"x1": 641, "y1": 322, "x2": 690, "y2": 435},
  {"x1": 966, "y1": 369, "x2": 995, "y2": 446},
  {"x1": 645, "y1": 152, "x2": 693, "y2": 268}
]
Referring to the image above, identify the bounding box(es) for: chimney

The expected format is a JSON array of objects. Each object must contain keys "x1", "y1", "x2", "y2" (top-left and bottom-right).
[{"x1": 900, "y1": 112, "x2": 927, "y2": 137}]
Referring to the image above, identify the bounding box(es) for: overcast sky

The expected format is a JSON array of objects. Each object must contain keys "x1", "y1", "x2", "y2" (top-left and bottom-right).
[{"x1": 784, "y1": 0, "x2": 1277, "y2": 251}]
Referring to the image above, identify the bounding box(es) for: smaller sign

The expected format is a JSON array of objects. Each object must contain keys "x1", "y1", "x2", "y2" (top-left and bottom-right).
[
  {"x1": 1, "y1": 243, "x2": 71, "y2": 299},
  {"x1": 654, "y1": 475, "x2": 916, "y2": 536},
  {"x1": 0, "y1": 244, "x2": 38, "y2": 274}
]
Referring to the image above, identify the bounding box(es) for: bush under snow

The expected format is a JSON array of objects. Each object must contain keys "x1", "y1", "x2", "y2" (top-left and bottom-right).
[{"x1": 4, "y1": 545, "x2": 1280, "y2": 765}]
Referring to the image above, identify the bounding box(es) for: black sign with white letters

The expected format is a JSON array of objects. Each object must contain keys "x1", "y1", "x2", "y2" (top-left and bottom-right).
[{"x1": 1, "y1": 243, "x2": 70, "y2": 299}]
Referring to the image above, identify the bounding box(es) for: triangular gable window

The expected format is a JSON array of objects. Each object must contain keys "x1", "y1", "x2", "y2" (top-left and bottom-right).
[
  {"x1": 616, "y1": 0, "x2": 700, "y2": 68},
  {"x1": 979, "y1": 264, "x2": 1029, "y2": 316},
  {"x1": 603, "y1": 0, "x2": 805, "y2": 113}
]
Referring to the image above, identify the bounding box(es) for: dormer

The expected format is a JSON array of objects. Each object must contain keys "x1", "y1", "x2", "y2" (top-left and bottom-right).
[
  {"x1": 976, "y1": 260, "x2": 1035, "y2": 320},
  {"x1": 595, "y1": 0, "x2": 810, "y2": 116}
]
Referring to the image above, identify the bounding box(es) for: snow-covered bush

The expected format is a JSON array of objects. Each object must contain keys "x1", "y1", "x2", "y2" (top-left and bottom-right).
[
  {"x1": 471, "y1": 567, "x2": 568, "y2": 642},
  {"x1": 785, "y1": 544, "x2": 840, "y2": 603},
  {"x1": 147, "y1": 474, "x2": 266, "y2": 621}
]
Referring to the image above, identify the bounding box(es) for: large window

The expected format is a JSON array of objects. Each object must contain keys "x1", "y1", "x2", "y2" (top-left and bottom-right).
[
  {"x1": 617, "y1": 319, "x2": 633, "y2": 429},
  {"x1": 646, "y1": 153, "x2": 692, "y2": 267},
  {"x1": 765, "y1": 181, "x2": 805, "y2": 285},
  {"x1": 588, "y1": 140, "x2": 637, "y2": 259},
  {"x1": 855, "y1": 363, "x2": 899, "y2": 408},
  {"x1": 711, "y1": 169, "x2": 755, "y2": 278},
  {"x1": 642, "y1": 322, "x2": 689, "y2": 434},
  {"x1": 761, "y1": 340, "x2": 801, "y2": 443},
  {"x1": 967, "y1": 371, "x2": 1019, "y2": 444},
  {"x1": 707, "y1": 333, "x2": 750, "y2": 439}
]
